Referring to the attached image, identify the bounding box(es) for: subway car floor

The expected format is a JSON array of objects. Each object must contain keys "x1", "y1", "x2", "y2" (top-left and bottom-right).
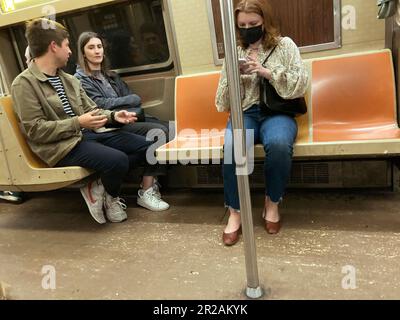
[{"x1": 1, "y1": 188, "x2": 400, "y2": 300}]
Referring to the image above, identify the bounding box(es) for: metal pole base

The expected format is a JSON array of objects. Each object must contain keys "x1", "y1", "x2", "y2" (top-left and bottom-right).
[{"x1": 245, "y1": 286, "x2": 264, "y2": 299}]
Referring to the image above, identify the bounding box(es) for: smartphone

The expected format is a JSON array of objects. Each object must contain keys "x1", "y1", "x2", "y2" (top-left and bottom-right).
[{"x1": 238, "y1": 57, "x2": 247, "y2": 64}]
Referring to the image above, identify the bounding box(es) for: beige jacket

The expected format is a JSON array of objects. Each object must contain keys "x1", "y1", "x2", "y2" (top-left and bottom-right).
[
  {"x1": 215, "y1": 37, "x2": 309, "y2": 112},
  {"x1": 11, "y1": 62, "x2": 113, "y2": 166}
]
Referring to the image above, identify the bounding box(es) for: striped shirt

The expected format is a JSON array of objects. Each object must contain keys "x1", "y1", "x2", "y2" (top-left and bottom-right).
[{"x1": 46, "y1": 75, "x2": 76, "y2": 117}]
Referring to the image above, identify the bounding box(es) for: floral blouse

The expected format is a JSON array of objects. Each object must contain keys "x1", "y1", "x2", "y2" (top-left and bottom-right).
[{"x1": 215, "y1": 37, "x2": 309, "y2": 113}]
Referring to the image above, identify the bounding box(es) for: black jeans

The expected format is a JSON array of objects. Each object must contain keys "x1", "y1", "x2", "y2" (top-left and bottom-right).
[
  {"x1": 57, "y1": 130, "x2": 153, "y2": 197},
  {"x1": 121, "y1": 116, "x2": 174, "y2": 176}
]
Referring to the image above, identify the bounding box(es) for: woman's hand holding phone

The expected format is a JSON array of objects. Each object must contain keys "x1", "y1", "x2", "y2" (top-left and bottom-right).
[
  {"x1": 242, "y1": 56, "x2": 272, "y2": 79},
  {"x1": 239, "y1": 57, "x2": 249, "y2": 74}
]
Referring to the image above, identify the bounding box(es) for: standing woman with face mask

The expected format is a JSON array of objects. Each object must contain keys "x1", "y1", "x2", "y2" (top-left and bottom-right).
[{"x1": 216, "y1": 0, "x2": 309, "y2": 246}]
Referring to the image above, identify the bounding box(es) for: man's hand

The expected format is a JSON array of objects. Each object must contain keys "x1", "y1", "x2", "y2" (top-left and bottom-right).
[
  {"x1": 114, "y1": 110, "x2": 137, "y2": 124},
  {"x1": 78, "y1": 109, "x2": 108, "y2": 129}
]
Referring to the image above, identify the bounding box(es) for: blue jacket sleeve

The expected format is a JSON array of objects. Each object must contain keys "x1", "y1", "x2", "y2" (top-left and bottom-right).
[{"x1": 79, "y1": 76, "x2": 142, "y2": 111}]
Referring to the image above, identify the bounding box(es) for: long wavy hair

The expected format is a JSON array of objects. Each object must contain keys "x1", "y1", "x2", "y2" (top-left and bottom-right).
[{"x1": 234, "y1": 0, "x2": 280, "y2": 50}]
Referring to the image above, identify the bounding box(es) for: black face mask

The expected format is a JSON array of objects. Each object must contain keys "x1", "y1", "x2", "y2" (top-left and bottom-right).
[{"x1": 239, "y1": 25, "x2": 264, "y2": 44}]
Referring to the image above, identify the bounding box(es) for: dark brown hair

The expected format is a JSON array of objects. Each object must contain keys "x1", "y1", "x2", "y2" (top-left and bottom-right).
[
  {"x1": 235, "y1": 0, "x2": 280, "y2": 49},
  {"x1": 25, "y1": 18, "x2": 69, "y2": 58},
  {"x1": 77, "y1": 31, "x2": 109, "y2": 75}
]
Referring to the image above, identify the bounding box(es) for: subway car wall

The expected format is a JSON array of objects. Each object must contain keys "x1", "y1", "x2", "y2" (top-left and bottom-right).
[{"x1": 0, "y1": 0, "x2": 387, "y2": 90}]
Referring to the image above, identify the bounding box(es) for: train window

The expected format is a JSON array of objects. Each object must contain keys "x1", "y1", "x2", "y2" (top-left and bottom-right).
[
  {"x1": 207, "y1": 0, "x2": 341, "y2": 65},
  {"x1": 10, "y1": 0, "x2": 172, "y2": 74}
]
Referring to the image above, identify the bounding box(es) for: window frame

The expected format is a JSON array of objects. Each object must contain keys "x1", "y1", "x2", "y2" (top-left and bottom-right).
[
  {"x1": 207, "y1": 0, "x2": 342, "y2": 66},
  {"x1": 9, "y1": 0, "x2": 175, "y2": 75}
]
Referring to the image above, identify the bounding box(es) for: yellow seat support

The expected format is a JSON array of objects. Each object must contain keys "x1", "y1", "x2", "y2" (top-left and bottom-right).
[{"x1": 0, "y1": 95, "x2": 92, "y2": 192}]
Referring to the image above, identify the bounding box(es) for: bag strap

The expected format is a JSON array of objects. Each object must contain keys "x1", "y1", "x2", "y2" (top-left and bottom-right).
[{"x1": 261, "y1": 46, "x2": 277, "y2": 67}]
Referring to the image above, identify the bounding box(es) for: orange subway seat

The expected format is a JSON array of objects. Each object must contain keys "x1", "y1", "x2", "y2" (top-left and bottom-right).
[{"x1": 312, "y1": 50, "x2": 400, "y2": 142}]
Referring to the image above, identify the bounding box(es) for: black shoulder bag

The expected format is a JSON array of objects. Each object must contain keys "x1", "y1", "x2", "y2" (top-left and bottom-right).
[{"x1": 259, "y1": 46, "x2": 307, "y2": 117}]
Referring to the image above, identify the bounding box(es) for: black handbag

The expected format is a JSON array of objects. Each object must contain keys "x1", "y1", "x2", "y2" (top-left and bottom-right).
[{"x1": 259, "y1": 46, "x2": 307, "y2": 117}]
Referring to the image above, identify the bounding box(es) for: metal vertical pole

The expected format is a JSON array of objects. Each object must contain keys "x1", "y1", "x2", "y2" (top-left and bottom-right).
[{"x1": 219, "y1": 0, "x2": 264, "y2": 299}]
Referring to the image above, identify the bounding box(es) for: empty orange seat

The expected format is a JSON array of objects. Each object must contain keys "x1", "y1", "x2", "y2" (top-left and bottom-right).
[
  {"x1": 312, "y1": 50, "x2": 400, "y2": 142},
  {"x1": 156, "y1": 72, "x2": 229, "y2": 162},
  {"x1": 175, "y1": 73, "x2": 228, "y2": 134}
]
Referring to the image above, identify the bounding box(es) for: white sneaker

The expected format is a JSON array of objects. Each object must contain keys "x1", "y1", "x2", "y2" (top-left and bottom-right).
[
  {"x1": 80, "y1": 179, "x2": 106, "y2": 224},
  {"x1": 152, "y1": 181, "x2": 161, "y2": 199},
  {"x1": 140, "y1": 179, "x2": 161, "y2": 199},
  {"x1": 137, "y1": 187, "x2": 169, "y2": 212},
  {"x1": 0, "y1": 191, "x2": 23, "y2": 203},
  {"x1": 104, "y1": 193, "x2": 127, "y2": 223}
]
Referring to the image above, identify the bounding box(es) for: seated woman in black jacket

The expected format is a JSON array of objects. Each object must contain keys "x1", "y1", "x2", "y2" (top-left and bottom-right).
[
  {"x1": 75, "y1": 31, "x2": 170, "y2": 209},
  {"x1": 74, "y1": 32, "x2": 170, "y2": 140}
]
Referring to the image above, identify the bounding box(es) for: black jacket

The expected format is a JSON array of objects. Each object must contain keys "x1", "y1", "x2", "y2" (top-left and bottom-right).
[{"x1": 74, "y1": 66, "x2": 141, "y2": 111}]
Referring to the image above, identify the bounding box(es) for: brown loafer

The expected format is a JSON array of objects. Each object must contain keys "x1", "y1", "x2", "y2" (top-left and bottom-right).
[
  {"x1": 262, "y1": 209, "x2": 281, "y2": 234},
  {"x1": 265, "y1": 220, "x2": 281, "y2": 234},
  {"x1": 222, "y1": 226, "x2": 242, "y2": 246}
]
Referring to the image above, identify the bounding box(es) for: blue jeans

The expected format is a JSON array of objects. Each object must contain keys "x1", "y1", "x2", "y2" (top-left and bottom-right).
[{"x1": 223, "y1": 105, "x2": 298, "y2": 210}]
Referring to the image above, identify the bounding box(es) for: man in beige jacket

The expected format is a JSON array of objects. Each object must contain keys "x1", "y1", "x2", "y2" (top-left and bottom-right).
[{"x1": 12, "y1": 18, "x2": 169, "y2": 224}]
